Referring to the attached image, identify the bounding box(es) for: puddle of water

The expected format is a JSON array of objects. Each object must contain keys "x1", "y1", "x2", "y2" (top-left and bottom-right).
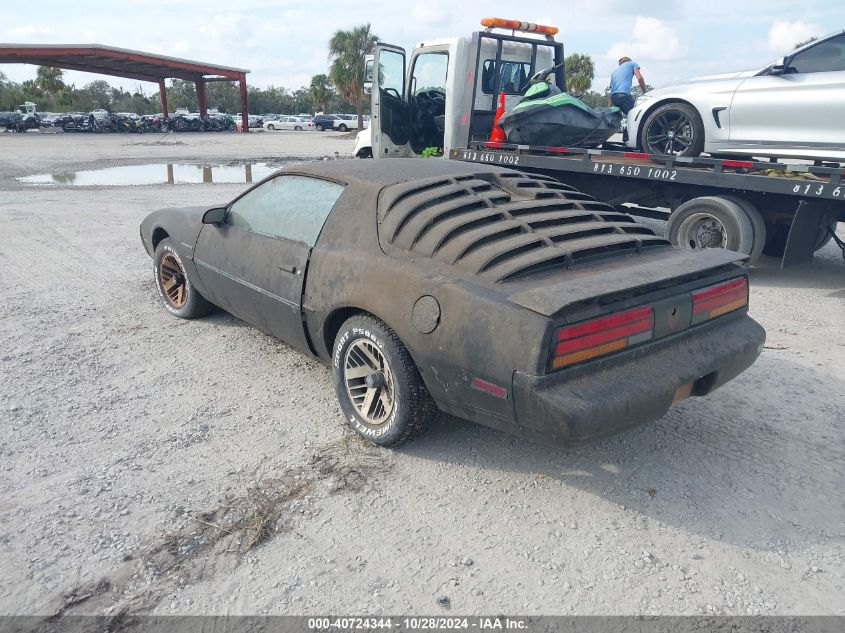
[{"x1": 17, "y1": 162, "x2": 286, "y2": 186}]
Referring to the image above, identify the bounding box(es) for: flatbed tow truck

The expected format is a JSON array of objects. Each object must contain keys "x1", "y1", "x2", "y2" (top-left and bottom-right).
[{"x1": 363, "y1": 17, "x2": 845, "y2": 267}]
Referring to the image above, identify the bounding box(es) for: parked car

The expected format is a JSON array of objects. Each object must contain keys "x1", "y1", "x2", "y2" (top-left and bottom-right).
[
  {"x1": 140, "y1": 159, "x2": 764, "y2": 448},
  {"x1": 333, "y1": 114, "x2": 359, "y2": 131},
  {"x1": 312, "y1": 114, "x2": 340, "y2": 131},
  {"x1": 626, "y1": 30, "x2": 845, "y2": 161},
  {"x1": 263, "y1": 116, "x2": 313, "y2": 131},
  {"x1": 233, "y1": 113, "x2": 264, "y2": 128}
]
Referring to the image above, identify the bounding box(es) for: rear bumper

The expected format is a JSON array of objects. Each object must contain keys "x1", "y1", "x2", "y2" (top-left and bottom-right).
[{"x1": 512, "y1": 314, "x2": 765, "y2": 446}]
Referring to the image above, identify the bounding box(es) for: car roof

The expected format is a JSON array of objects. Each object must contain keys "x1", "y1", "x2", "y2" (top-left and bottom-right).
[{"x1": 282, "y1": 157, "x2": 514, "y2": 188}]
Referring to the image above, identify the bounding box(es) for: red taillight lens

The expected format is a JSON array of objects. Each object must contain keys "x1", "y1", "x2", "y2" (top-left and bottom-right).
[
  {"x1": 691, "y1": 277, "x2": 748, "y2": 323},
  {"x1": 551, "y1": 305, "x2": 654, "y2": 370}
]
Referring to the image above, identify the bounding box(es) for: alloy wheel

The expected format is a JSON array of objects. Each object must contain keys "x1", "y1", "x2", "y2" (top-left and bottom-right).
[
  {"x1": 343, "y1": 340, "x2": 395, "y2": 425},
  {"x1": 646, "y1": 110, "x2": 696, "y2": 155},
  {"x1": 159, "y1": 253, "x2": 188, "y2": 308}
]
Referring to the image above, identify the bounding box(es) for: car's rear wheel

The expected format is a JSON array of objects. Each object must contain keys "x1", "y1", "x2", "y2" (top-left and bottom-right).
[
  {"x1": 294, "y1": 125, "x2": 302, "y2": 131},
  {"x1": 316, "y1": 124, "x2": 324, "y2": 131},
  {"x1": 154, "y1": 239, "x2": 215, "y2": 319},
  {"x1": 338, "y1": 124, "x2": 348, "y2": 132},
  {"x1": 640, "y1": 102, "x2": 705, "y2": 157},
  {"x1": 666, "y1": 196, "x2": 755, "y2": 256},
  {"x1": 332, "y1": 315, "x2": 437, "y2": 447}
]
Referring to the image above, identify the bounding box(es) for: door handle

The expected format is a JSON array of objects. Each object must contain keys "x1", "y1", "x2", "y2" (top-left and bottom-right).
[{"x1": 279, "y1": 264, "x2": 301, "y2": 276}]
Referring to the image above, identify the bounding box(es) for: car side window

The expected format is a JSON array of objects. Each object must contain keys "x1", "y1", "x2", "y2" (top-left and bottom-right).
[
  {"x1": 789, "y1": 35, "x2": 845, "y2": 73},
  {"x1": 226, "y1": 175, "x2": 344, "y2": 246}
]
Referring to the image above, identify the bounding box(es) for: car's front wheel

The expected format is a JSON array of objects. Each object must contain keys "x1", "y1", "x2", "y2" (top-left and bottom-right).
[
  {"x1": 153, "y1": 239, "x2": 215, "y2": 319},
  {"x1": 267, "y1": 124, "x2": 276, "y2": 131},
  {"x1": 640, "y1": 102, "x2": 705, "y2": 157},
  {"x1": 316, "y1": 124, "x2": 324, "y2": 131},
  {"x1": 338, "y1": 124, "x2": 348, "y2": 132},
  {"x1": 332, "y1": 315, "x2": 437, "y2": 447}
]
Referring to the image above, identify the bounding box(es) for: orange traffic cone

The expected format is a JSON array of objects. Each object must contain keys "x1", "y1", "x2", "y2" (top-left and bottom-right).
[{"x1": 489, "y1": 91, "x2": 506, "y2": 143}]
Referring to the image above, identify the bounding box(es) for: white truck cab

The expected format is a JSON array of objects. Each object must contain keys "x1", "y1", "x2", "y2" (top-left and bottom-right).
[{"x1": 357, "y1": 19, "x2": 563, "y2": 159}]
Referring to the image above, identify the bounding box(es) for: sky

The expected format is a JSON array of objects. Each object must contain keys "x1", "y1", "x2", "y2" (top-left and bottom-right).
[{"x1": 2, "y1": 0, "x2": 843, "y2": 96}]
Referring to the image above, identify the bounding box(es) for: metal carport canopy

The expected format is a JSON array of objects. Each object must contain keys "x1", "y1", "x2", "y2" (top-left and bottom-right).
[{"x1": 0, "y1": 43, "x2": 251, "y2": 130}]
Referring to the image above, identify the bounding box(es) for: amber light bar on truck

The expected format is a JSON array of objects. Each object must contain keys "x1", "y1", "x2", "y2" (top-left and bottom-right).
[
  {"x1": 551, "y1": 305, "x2": 654, "y2": 370},
  {"x1": 480, "y1": 17, "x2": 560, "y2": 36},
  {"x1": 691, "y1": 277, "x2": 748, "y2": 324}
]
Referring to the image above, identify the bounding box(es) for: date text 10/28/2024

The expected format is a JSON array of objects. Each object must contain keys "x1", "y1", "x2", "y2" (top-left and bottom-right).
[{"x1": 308, "y1": 616, "x2": 528, "y2": 630}]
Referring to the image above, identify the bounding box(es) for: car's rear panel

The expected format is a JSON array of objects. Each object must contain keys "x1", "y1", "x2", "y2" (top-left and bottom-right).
[{"x1": 372, "y1": 164, "x2": 763, "y2": 443}]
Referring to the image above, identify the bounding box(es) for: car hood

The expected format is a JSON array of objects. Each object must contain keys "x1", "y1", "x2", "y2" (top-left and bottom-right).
[{"x1": 656, "y1": 69, "x2": 759, "y2": 90}]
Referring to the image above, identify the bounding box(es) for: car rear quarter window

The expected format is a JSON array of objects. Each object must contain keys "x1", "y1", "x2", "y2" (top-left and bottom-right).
[{"x1": 226, "y1": 175, "x2": 344, "y2": 246}]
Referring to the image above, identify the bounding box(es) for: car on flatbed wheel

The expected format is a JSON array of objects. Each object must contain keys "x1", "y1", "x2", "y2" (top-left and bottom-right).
[{"x1": 140, "y1": 159, "x2": 765, "y2": 448}]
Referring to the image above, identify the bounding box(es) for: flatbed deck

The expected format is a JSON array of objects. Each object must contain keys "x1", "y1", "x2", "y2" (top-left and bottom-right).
[{"x1": 450, "y1": 142, "x2": 845, "y2": 268}]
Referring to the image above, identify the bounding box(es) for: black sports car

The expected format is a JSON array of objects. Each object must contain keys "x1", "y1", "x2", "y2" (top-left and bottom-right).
[{"x1": 140, "y1": 159, "x2": 764, "y2": 447}]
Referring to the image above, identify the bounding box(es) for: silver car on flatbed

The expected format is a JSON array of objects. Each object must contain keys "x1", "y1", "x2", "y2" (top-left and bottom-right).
[{"x1": 626, "y1": 30, "x2": 845, "y2": 161}]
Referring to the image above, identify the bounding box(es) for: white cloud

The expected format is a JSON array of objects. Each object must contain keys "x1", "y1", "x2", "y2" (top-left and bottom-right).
[
  {"x1": 412, "y1": 2, "x2": 453, "y2": 29},
  {"x1": 6, "y1": 25, "x2": 54, "y2": 39},
  {"x1": 767, "y1": 19, "x2": 822, "y2": 52},
  {"x1": 606, "y1": 16, "x2": 682, "y2": 62}
]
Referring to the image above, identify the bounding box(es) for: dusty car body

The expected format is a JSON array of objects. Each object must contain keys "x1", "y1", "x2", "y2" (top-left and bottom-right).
[{"x1": 140, "y1": 159, "x2": 765, "y2": 447}]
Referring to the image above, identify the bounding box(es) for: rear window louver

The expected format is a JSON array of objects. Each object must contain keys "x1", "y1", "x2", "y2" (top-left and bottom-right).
[{"x1": 378, "y1": 171, "x2": 671, "y2": 282}]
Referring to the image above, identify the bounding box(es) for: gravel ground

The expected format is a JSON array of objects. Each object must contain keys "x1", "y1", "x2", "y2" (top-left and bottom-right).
[{"x1": 0, "y1": 131, "x2": 843, "y2": 617}]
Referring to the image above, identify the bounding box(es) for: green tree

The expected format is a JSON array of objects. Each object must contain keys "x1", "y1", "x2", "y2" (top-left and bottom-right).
[
  {"x1": 83, "y1": 80, "x2": 113, "y2": 109},
  {"x1": 309, "y1": 74, "x2": 333, "y2": 113},
  {"x1": 35, "y1": 66, "x2": 65, "y2": 109},
  {"x1": 565, "y1": 53, "x2": 594, "y2": 96},
  {"x1": 631, "y1": 83, "x2": 653, "y2": 99},
  {"x1": 328, "y1": 24, "x2": 379, "y2": 129}
]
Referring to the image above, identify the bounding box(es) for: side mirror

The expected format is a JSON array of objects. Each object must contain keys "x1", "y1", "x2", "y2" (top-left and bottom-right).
[
  {"x1": 770, "y1": 56, "x2": 788, "y2": 75},
  {"x1": 363, "y1": 56, "x2": 374, "y2": 95},
  {"x1": 202, "y1": 206, "x2": 226, "y2": 224}
]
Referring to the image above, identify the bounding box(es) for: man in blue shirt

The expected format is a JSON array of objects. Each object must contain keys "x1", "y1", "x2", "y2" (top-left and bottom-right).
[{"x1": 609, "y1": 56, "x2": 647, "y2": 141}]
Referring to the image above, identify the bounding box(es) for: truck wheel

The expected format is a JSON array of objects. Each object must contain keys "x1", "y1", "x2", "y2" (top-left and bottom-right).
[
  {"x1": 338, "y1": 124, "x2": 348, "y2": 132},
  {"x1": 666, "y1": 196, "x2": 754, "y2": 256},
  {"x1": 722, "y1": 196, "x2": 767, "y2": 263},
  {"x1": 640, "y1": 103, "x2": 705, "y2": 157},
  {"x1": 356, "y1": 147, "x2": 373, "y2": 158},
  {"x1": 333, "y1": 315, "x2": 437, "y2": 447},
  {"x1": 154, "y1": 239, "x2": 216, "y2": 319}
]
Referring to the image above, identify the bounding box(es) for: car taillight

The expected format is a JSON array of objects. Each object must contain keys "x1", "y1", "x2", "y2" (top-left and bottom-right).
[
  {"x1": 691, "y1": 277, "x2": 748, "y2": 324},
  {"x1": 551, "y1": 305, "x2": 654, "y2": 370}
]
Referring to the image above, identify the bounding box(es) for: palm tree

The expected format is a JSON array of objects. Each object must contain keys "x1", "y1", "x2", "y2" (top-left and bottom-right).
[
  {"x1": 328, "y1": 24, "x2": 379, "y2": 130},
  {"x1": 35, "y1": 66, "x2": 65, "y2": 109},
  {"x1": 564, "y1": 53, "x2": 595, "y2": 96},
  {"x1": 309, "y1": 74, "x2": 333, "y2": 113}
]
